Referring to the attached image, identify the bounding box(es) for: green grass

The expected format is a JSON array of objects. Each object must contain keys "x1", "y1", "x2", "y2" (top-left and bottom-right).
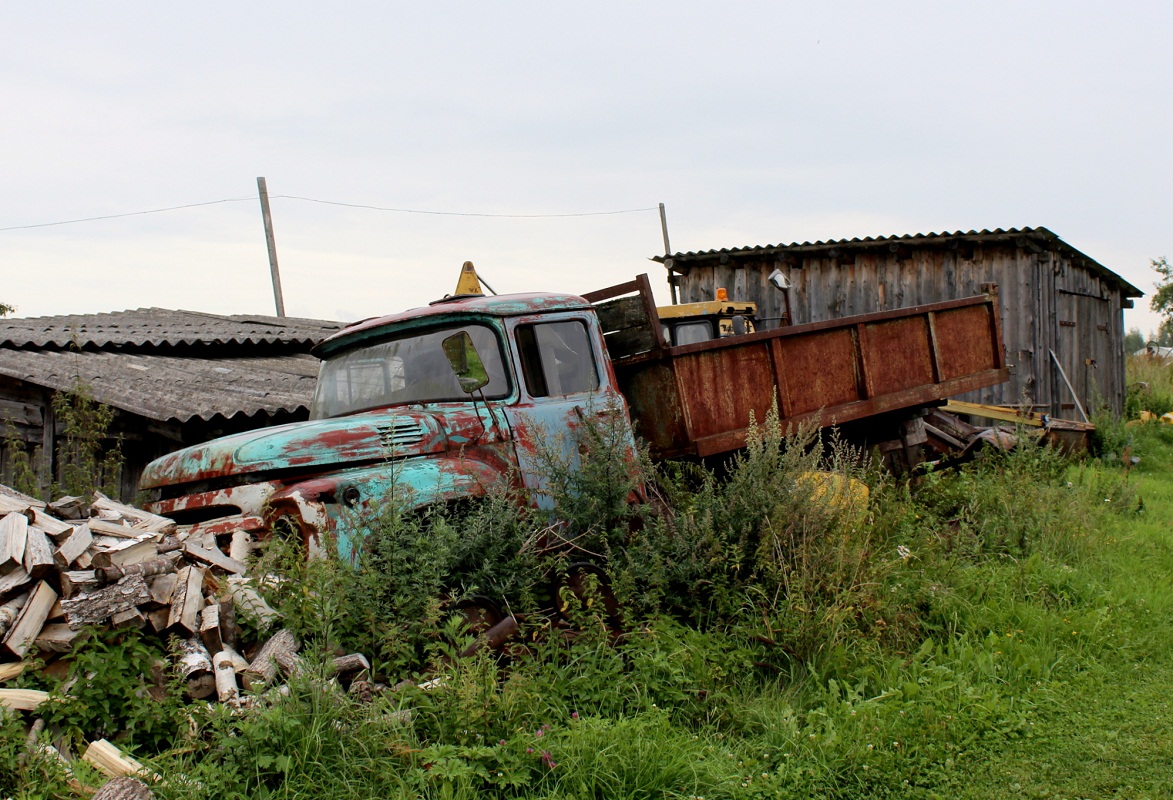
[{"x1": 10, "y1": 415, "x2": 1173, "y2": 799}]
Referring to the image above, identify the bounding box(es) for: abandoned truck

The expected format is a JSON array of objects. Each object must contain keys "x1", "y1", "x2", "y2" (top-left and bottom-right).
[{"x1": 139, "y1": 267, "x2": 1009, "y2": 555}]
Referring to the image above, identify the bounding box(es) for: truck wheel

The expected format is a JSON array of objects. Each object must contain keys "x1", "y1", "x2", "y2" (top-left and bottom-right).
[{"x1": 552, "y1": 562, "x2": 624, "y2": 634}]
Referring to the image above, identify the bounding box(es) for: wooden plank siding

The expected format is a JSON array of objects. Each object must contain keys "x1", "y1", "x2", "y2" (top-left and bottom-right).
[
  {"x1": 0, "y1": 375, "x2": 312, "y2": 503},
  {"x1": 671, "y1": 234, "x2": 1136, "y2": 417}
]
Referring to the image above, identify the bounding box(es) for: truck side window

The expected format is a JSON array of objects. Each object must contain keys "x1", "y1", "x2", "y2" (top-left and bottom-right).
[{"x1": 516, "y1": 320, "x2": 599, "y2": 397}]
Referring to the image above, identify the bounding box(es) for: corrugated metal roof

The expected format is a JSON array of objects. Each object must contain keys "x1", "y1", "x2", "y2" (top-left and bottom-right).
[
  {"x1": 654, "y1": 226, "x2": 1143, "y2": 297},
  {"x1": 0, "y1": 349, "x2": 320, "y2": 423},
  {"x1": 0, "y1": 308, "x2": 342, "y2": 351}
]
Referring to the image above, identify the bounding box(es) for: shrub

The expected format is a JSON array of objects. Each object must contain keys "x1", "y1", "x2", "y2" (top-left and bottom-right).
[
  {"x1": 35, "y1": 628, "x2": 184, "y2": 755},
  {"x1": 51, "y1": 380, "x2": 123, "y2": 499}
]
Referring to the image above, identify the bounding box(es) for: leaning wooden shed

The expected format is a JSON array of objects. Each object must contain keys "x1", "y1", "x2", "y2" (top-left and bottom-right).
[{"x1": 657, "y1": 227, "x2": 1142, "y2": 417}]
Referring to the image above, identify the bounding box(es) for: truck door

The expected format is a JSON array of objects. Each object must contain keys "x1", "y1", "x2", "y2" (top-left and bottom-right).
[{"x1": 505, "y1": 316, "x2": 628, "y2": 510}]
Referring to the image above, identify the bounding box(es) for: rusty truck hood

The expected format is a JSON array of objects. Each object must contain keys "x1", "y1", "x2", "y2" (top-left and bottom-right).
[{"x1": 139, "y1": 408, "x2": 469, "y2": 489}]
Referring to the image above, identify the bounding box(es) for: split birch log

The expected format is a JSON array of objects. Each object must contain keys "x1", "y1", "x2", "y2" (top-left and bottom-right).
[
  {"x1": 0, "y1": 688, "x2": 50, "y2": 710},
  {"x1": 62, "y1": 574, "x2": 150, "y2": 630},
  {"x1": 0, "y1": 591, "x2": 29, "y2": 638},
  {"x1": 99, "y1": 552, "x2": 182, "y2": 584},
  {"x1": 55, "y1": 523, "x2": 93, "y2": 567},
  {"x1": 87, "y1": 519, "x2": 144, "y2": 539},
  {"x1": 92, "y1": 491, "x2": 176, "y2": 533},
  {"x1": 111, "y1": 608, "x2": 146, "y2": 630},
  {"x1": 0, "y1": 511, "x2": 29, "y2": 570},
  {"x1": 212, "y1": 648, "x2": 240, "y2": 702},
  {"x1": 60, "y1": 570, "x2": 101, "y2": 598},
  {"x1": 92, "y1": 776, "x2": 156, "y2": 800},
  {"x1": 273, "y1": 650, "x2": 304, "y2": 678},
  {"x1": 0, "y1": 566, "x2": 31, "y2": 598},
  {"x1": 184, "y1": 542, "x2": 246, "y2": 575},
  {"x1": 22, "y1": 525, "x2": 55, "y2": 579},
  {"x1": 2, "y1": 581, "x2": 57, "y2": 658},
  {"x1": 225, "y1": 646, "x2": 250, "y2": 673},
  {"x1": 32, "y1": 509, "x2": 75, "y2": 541},
  {"x1": 157, "y1": 535, "x2": 183, "y2": 554},
  {"x1": 332, "y1": 653, "x2": 371, "y2": 676},
  {"x1": 146, "y1": 573, "x2": 179, "y2": 607},
  {"x1": 185, "y1": 530, "x2": 217, "y2": 550},
  {"x1": 177, "y1": 636, "x2": 216, "y2": 699},
  {"x1": 199, "y1": 604, "x2": 222, "y2": 654},
  {"x1": 219, "y1": 595, "x2": 238, "y2": 649},
  {"x1": 0, "y1": 661, "x2": 26, "y2": 682},
  {"x1": 83, "y1": 738, "x2": 149, "y2": 779},
  {"x1": 18, "y1": 717, "x2": 44, "y2": 768},
  {"x1": 244, "y1": 628, "x2": 298, "y2": 687},
  {"x1": 167, "y1": 566, "x2": 206, "y2": 636},
  {"x1": 0, "y1": 495, "x2": 34, "y2": 517},
  {"x1": 145, "y1": 608, "x2": 170, "y2": 633},
  {"x1": 91, "y1": 538, "x2": 159, "y2": 570},
  {"x1": 47, "y1": 495, "x2": 86, "y2": 520},
  {"x1": 34, "y1": 622, "x2": 78, "y2": 652},
  {"x1": 229, "y1": 530, "x2": 253, "y2": 565},
  {"x1": 226, "y1": 575, "x2": 278, "y2": 627}
]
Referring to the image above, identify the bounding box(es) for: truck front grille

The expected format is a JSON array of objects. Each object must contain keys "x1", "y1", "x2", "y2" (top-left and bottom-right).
[{"x1": 377, "y1": 418, "x2": 426, "y2": 450}]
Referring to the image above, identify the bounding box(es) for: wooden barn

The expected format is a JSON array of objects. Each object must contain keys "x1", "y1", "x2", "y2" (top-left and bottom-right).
[
  {"x1": 0, "y1": 309, "x2": 341, "y2": 501},
  {"x1": 657, "y1": 227, "x2": 1143, "y2": 418}
]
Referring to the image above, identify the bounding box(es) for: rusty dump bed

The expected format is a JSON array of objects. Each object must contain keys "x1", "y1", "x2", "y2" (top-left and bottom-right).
[{"x1": 584, "y1": 275, "x2": 1010, "y2": 459}]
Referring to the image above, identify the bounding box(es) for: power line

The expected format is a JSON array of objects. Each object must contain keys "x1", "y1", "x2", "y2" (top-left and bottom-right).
[
  {"x1": 0, "y1": 197, "x2": 255, "y2": 232},
  {"x1": 274, "y1": 195, "x2": 659, "y2": 218},
  {"x1": 0, "y1": 194, "x2": 659, "y2": 232}
]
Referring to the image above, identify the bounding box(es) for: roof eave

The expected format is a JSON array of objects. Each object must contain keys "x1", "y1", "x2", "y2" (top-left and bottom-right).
[{"x1": 655, "y1": 227, "x2": 1143, "y2": 298}]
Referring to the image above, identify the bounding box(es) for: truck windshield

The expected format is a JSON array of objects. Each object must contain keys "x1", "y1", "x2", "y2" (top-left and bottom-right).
[{"x1": 311, "y1": 323, "x2": 510, "y2": 419}]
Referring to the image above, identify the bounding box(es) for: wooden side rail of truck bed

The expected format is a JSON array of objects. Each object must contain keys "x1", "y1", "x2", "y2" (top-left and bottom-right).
[{"x1": 584, "y1": 276, "x2": 1010, "y2": 459}]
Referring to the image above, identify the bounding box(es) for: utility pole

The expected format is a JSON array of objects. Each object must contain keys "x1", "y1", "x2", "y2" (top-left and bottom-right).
[
  {"x1": 256, "y1": 177, "x2": 286, "y2": 317},
  {"x1": 659, "y1": 202, "x2": 678, "y2": 305}
]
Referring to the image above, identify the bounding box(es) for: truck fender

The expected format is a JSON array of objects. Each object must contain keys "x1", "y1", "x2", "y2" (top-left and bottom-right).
[{"x1": 272, "y1": 455, "x2": 516, "y2": 560}]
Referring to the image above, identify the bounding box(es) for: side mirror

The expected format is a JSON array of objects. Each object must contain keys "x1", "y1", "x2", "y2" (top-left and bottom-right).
[{"x1": 442, "y1": 331, "x2": 490, "y2": 394}]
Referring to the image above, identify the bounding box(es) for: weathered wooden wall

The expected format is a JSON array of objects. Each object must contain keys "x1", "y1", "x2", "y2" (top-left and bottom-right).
[
  {"x1": 0, "y1": 377, "x2": 308, "y2": 502},
  {"x1": 673, "y1": 240, "x2": 1129, "y2": 416}
]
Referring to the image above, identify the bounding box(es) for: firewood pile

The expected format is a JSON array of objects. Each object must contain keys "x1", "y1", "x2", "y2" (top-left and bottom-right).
[{"x1": 0, "y1": 482, "x2": 374, "y2": 791}]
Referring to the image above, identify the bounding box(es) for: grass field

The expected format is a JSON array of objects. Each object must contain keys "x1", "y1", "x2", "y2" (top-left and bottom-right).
[{"x1": 8, "y1": 391, "x2": 1173, "y2": 799}]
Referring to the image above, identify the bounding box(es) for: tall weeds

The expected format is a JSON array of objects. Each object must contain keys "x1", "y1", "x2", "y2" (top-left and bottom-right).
[{"x1": 26, "y1": 402, "x2": 1149, "y2": 800}]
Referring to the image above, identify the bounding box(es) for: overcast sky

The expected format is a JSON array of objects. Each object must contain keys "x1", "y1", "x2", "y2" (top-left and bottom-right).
[{"x1": 3, "y1": 3, "x2": 1170, "y2": 334}]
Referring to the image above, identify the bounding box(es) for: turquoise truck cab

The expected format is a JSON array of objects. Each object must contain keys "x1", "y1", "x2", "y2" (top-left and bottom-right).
[{"x1": 140, "y1": 285, "x2": 637, "y2": 557}]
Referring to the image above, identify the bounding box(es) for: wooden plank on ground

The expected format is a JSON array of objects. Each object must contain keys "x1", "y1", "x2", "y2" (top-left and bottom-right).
[{"x1": 82, "y1": 739, "x2": 148, "y2": 779}]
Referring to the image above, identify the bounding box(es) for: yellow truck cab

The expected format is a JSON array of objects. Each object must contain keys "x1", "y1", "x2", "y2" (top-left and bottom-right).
[{"x1": 657, "y1": 289, "x2": 758, "y2": 346}]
